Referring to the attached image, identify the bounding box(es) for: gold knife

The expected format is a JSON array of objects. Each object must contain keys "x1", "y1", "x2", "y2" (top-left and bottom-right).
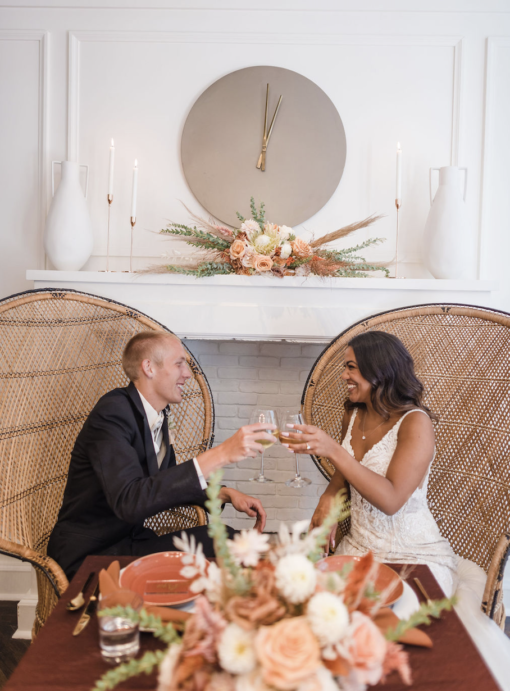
[{"x1": 72, "y1": 582, "x2": 99, "y2": 636}]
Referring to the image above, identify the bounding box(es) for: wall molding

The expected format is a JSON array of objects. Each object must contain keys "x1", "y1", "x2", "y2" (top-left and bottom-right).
[
  {"x1": 67, "y1": 30, "x2": 464, "y2": 175},
  {"x1": 479, "y1": 36, "x2": 510, "y2": 281},
  {"x1": 0, "y1": 30, "x2": 48, "y2": 271}
]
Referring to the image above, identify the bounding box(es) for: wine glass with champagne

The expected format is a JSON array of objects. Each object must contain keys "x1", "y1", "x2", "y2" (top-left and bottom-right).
[
  {"x1": 249, "y1": 409, "x2": 278, "y2": 483},
  {"x1": 279, "y1": 410, "x2": 312, "y2": 488}
]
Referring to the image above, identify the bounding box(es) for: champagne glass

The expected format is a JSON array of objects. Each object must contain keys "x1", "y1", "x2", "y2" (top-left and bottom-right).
[
  {"x1": 249, "y1": 409, "x2": 278, "y2": 483},
  {"x1": 279, "y1": 411, "x2": 312, "y2": 488}
]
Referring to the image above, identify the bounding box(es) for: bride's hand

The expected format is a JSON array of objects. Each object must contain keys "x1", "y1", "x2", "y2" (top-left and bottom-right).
[
  {"x1": 280, "y1": 423, "x2": 339, "y2": 460},
  {"x1": 309, "y1": 494, "x2": 337, "y2": 552}
]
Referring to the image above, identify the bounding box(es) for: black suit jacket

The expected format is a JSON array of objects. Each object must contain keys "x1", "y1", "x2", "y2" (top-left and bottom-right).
[{"x1": 48, "y1": 382, "x2": 207, "y2": 577}]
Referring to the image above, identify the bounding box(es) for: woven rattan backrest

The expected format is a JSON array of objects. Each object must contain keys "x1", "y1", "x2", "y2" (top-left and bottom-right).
[
  {"x1": 0, "y1": 290, "x2": 214, "y2": 554},
  {"x1": 302, "y1": 304, "x2": 510, "y2": 572}
]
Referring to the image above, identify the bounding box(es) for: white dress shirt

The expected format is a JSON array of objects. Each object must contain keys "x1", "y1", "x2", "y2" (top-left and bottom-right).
[{"x1": 137, "y1": 390, "x2": 207, "y2": 489}]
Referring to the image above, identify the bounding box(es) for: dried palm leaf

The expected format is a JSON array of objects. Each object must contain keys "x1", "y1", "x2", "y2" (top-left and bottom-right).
[
  {"x1": 309, "y1": 214, "x2": 384, "y2": 249},
  {"x1": 178, "y1": 202, "x2": 234, "y2": 240}
]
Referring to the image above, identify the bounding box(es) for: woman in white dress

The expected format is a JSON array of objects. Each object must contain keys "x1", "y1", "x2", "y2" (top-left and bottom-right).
[{"x1": 281, "y1": 331, "x2": 510, "y2": 687}]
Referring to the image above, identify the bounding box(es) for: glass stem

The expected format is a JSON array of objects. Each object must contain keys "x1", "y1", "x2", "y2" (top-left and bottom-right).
[
  {"x1": 295, "y1": 453, "x2": 300, "y2": 478},
  {"x1": 260, "y1": 450, "x2": 265, "y2": 478}
]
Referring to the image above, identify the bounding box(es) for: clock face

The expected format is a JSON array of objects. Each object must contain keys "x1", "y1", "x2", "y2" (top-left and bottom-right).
[{"x1": 181, "y1": 66, "x2": 346, "y2": 228}]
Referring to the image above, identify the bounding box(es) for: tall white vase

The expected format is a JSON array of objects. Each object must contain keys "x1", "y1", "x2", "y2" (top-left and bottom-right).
[
  {"x1": 44, "y1": 161, "x2": 94, "y2": 271},
  {"x1": 422, "y1": 166, "x2": 475, "y2": 280}
]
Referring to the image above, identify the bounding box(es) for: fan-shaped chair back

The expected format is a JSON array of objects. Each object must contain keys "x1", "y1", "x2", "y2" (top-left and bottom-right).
[
  {"x1": 0, "y1": 289, "x2": 213, "y2": 634},
  {"x1": 302, "y1": 304, "x2": 510, "y2": 622}
]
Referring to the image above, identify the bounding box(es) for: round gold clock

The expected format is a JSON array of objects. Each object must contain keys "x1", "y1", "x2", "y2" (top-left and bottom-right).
[{"x1": 181, "y1": 66, "x2": 347, "y2": 228}]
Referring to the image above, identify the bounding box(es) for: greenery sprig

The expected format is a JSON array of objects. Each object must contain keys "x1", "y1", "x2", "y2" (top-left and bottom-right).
[
  {"x1": 92, "y1": 650, "x2": 166, "y2": 691},
  {"x1": 385, "y1": 596, "x2": 457, "y2": 642},
  {"x1": 249, "y1": 197, "x2": 266, "y2": 230},
  {"x1": 97, "y1": 606, "x2": 182, "y2": 644},
  {"x1": 307, "y1": 489, "x2": 350, "y2": 562},
  {"x1": 161, "y1": 224, "x2": 231, "y2": 252},
  {"x1": 205, "y1": 470, "x2": 250, "y2": 594},
  {"x1": 164, "y1": 262, "x2": 234, "y2": 277}
]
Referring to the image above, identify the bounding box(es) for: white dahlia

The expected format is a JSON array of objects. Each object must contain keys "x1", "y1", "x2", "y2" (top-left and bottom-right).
[
  {"x1": 306, "y1": 591, "x2": 349, "y2": 646},
  {"x1": 218, "y1": 623, "x2": 257, "y2": 675},
  {"x1": 275, "y1": 553, "x2": 317, "y2": 604},
  {"x1": 227, "y1": 529, "x2": 269, "y2": 567},
  {"x1": 280, "y1": 242, "x2": 292, "y2": 259},
  {"x1": 240, "y1": 220, "x2": 261, "y2": 237}
]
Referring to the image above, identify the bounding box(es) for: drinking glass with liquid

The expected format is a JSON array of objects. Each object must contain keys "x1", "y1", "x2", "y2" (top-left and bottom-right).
[
  {"x1": 98, "y1": 590, "x2": 143, "y2": 664},
  {"x1": 249, "y1": 409, "x2": 278, "y2": 483}
]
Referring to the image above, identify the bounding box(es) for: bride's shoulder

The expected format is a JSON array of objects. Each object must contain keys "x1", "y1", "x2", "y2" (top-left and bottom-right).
[{"x1": 398, "y1": 409, "x2": 435, "y2": 437}]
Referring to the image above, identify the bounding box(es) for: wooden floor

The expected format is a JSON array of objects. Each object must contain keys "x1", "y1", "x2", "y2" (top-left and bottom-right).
[
  {"x1": 0, "y1": 602, "x2": 508, "y2": 689},
  {"x1": 0, "y1": 603, "x2": 30, "y2": 690}
]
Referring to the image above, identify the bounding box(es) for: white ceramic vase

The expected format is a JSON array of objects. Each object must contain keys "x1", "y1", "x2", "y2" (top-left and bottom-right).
[
  {"x1": 44, "y1": 161, "x2": 94, "y2": 271},
  {"x1": 422, "y1": 166, "x2": 475, "y2": 280}
]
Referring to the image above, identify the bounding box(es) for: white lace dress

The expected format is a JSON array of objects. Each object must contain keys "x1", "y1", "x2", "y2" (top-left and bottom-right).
[
  {"x1": 335, "y1": 407, "x2": 510, "y2": 689},
  {"x1": 335, "y1": 408, "x2": 458, "y2": 596}
]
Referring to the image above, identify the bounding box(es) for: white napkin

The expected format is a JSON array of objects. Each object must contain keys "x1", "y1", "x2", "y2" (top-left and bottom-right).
[{"x1": 391, "y1": 580, "x2": 420, "y2": 620}]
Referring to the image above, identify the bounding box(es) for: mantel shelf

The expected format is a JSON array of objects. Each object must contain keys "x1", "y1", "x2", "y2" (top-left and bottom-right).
[{"x1": 27, "y1": 270, "x2": 499, "y2": 342}]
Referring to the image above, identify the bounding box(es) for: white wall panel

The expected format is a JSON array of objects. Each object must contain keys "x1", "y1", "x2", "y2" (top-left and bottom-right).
[
  {"x1": 68, "y1": 32, "x2": 462, "y2": 272},
  {"x1": 0, "y1": 32, "x2": 47, "y2": 296}
]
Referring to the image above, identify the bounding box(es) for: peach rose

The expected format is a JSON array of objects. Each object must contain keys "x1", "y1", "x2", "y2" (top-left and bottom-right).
[
  {"x1": 230, "y1": 239, "x2": 246, "y2": 260},
  {"x1": 251, "y1": 254, "x2": 273, "y2": 273},
  {"x1": 291, "y1": 237, "x2": 313, "y2": 258},
  {"x1": 255, "y1": 617, "x2": 321, "y2": 690},
  {"x1": 346, "y1": 611, "x2": 387, "y2": 686}
]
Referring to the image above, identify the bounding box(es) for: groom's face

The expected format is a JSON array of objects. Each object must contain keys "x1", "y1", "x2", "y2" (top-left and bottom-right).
[{"x1": 153, "y1": 338, "x2": 192, "y2": 405}]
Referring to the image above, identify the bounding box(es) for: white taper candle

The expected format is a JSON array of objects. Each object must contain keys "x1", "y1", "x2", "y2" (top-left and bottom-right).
[
  {"x1": 108, "y1": 139, "x2": 115, "y2": 196},
  {"x1": 131, "y1": 159, "x2": 138, "y2": 218},
  {"x1": 396, "y1": 142, "x2": 402, "y2": 200}
]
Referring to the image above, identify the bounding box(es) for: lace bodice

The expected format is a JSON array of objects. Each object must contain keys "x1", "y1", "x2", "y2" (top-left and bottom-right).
[{"x1": 336, "y1": 408, "x2": 458, "y2": 595}]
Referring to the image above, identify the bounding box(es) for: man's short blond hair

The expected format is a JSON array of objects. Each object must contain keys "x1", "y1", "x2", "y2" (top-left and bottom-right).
[{"x1": 122, "y1": 331, "x2": 181, "y2": 382}]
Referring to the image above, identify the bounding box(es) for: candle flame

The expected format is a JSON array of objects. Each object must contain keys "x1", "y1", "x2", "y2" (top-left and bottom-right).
[
  {"x1": 397, "y1": 142, "x2": 401, "y2": 150},
  {"x1": 111, "y1": 138, "x2": 114, "y2": 147},
  {"x1": 134, "y1": 159, "x2": 138, "y2": 168}
]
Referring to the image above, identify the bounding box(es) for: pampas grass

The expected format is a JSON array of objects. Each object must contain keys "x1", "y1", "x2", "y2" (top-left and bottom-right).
[{"x1": 309, "y1": 214, "x2": 384, "y2": 248}]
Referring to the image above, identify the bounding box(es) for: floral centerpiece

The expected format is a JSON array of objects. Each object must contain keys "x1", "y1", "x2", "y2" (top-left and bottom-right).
[
  {"x1": 95, "y1": 474, "x2": 453, "y2": 691},
  {"x1": 154, "y1": 199, "x2": 389, "y2": 279}
]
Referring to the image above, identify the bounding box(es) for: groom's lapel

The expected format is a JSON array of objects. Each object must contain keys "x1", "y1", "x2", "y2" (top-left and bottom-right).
[{"x1": 127, "y1": 382, "x2": 159, "y2": 477}]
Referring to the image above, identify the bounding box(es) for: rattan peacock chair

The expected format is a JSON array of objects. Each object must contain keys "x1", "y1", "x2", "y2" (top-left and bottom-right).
[
  {"x1": 0, "y1": 289, "x2": 214, "y2": 637},
  {"x1": 302, "y1": 303, "x2": 510, "y2": 627}
]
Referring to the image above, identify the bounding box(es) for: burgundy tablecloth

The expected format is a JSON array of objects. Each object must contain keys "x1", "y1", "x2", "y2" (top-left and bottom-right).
[{"x1": 4, "y1": 556, "x2": 500, "y2": 691}]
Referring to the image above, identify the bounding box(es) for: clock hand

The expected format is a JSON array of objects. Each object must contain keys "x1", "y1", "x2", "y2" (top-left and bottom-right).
[
  {"x1": 256, "y1": 84, "x2": 269, "y2": 170},
  {"x1": 258, "y1": 94, "x2": 283, "y2": 172}
]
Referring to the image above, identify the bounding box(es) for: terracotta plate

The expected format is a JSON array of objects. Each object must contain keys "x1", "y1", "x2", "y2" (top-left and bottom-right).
[
  {"x1": 119, "y1": 552, "x2": 204, "y2": 606},
  {"x1": 316, "y1": 555, "x2": 404, "y2": 606}
]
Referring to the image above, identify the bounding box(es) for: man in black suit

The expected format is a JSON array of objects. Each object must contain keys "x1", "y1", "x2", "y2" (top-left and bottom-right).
[{"x1": 48, "y1": 331, "x2": 272, "y2": 579}]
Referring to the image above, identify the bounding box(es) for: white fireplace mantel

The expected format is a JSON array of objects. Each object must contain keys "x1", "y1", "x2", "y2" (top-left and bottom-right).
[{"x1": 27, "y1": 270, "x2": 499, "y2": 342}]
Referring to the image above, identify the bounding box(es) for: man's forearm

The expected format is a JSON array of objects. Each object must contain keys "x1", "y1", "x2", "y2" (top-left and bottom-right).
[{"x1": 195, "y1": 446, "x2": 229, "y2": 479}]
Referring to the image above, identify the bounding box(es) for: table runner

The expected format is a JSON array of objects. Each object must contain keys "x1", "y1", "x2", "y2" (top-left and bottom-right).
[{"x1": 4, "y1": 556, "x2": 500, "y2": 691}]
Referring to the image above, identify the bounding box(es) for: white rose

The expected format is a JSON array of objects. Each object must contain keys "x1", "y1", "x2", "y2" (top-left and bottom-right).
[
  {"x1": 218, "y1": 623, "x2": 257, "y2": 676},
  {"x1": 306, "y1": 591, "x2": 349, "y2": 646},
  {"x1": 280, "y1": 242, "x2": 292, "y2": 259},
  {"x1": 275, "y1": 554, "x2": 317, "y2": 604},
  {"x1": 279, "y1": 225, "x2": 293, "y2": 241}
]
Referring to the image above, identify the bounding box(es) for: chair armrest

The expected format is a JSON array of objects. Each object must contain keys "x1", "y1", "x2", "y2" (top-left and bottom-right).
[
  {"x1": 481, "y1": 532, "x2": 510, "y2": 627},
  {"x1": 0, "y1": 536, "x2": 69, "y2": 598},
  {"x1": 144, "y1": 504, "x2": 208, "y2": 537}
]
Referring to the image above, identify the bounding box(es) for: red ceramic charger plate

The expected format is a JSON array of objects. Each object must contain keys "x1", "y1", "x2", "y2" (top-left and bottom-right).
[
  {"x1": 119, "y1": 552, "x2": 205, "y2": 606},
  {"x1": 316, "y1": 555, "x2": 404, "y2": 606}
]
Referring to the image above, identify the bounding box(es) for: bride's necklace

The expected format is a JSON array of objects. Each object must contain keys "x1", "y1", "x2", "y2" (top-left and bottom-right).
[{"x1": 361, "y1": 411, "x2": 386, "y2": 440}]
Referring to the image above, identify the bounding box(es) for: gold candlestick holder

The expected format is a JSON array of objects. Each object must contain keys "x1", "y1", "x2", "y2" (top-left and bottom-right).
[
  {"x1": 130, "y1": 216, "x2": 136, "y2": 272},
  {"x1": 395, "y1": 199, "x2": 401, "y2": 279},
  {"x1": 106, "y1": 194, "x2": 113, "y2": 271}
]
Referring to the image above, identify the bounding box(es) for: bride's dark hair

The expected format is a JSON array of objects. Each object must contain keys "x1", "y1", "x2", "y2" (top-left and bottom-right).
[{"x1": 344, "y1": 331, "x2": 437, "y2": 420}]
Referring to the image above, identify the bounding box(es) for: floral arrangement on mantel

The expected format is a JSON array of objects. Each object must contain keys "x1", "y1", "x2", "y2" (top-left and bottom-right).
[
  {"x1": 153, "y1": 199, "x2": 389, "y2": 278},
  {"x1": 94, "y1": 473, "x2": 453, "y2": 691}
]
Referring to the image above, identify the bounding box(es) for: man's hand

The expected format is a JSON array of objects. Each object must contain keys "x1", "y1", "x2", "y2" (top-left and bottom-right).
[
  {"x1": 196, "y1": 423, "x2": 277, "y2": 479},
  {"x1": 219, "y1": 487, "x2": 267, "y2": 532}
]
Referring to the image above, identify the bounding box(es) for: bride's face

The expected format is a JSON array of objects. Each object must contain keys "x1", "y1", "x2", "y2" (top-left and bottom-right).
[{"x1": 342, "y1": 346, "x2": 372, "y2": 404}]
